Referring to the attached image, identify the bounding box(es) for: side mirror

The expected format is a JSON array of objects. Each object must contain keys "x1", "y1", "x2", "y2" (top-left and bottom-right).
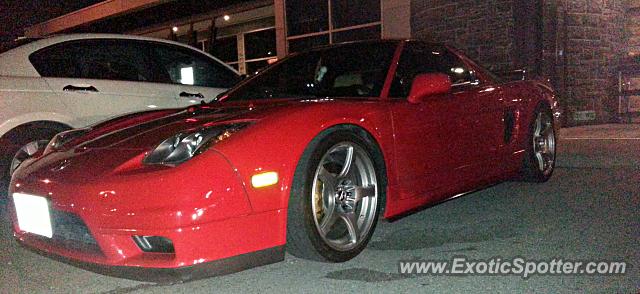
[{"x1": 407, "y1": 73, "x2": 452, "y2": 103}]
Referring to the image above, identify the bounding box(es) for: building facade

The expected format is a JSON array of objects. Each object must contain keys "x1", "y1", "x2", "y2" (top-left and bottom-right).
[{"x1": 25, "y1": 0, "x2": 636, "y2": 124}]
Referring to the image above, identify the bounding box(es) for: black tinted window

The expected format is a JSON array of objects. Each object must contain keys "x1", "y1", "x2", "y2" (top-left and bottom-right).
[
  {"x1": 210, "y1": 36, "x2": 238, "y2": 63},
  {"x1": 441, "y1": 50, "x2": 473, "y2": 86},
  {"x1": 288, "y1": 34, "x2": 329, "y2": 53},
  {"x1": 244, "y1": 29, "x2": 276, "y2": 60},
  {"x1": 150, "y1": 44, "x2": 240, "y2": 88},
  {"x1": 390, "y1": 43, "x2": 475, "y2": 98},
  {"x1": 225, "y1": 42, "x2": 397, "y2": 101},
  {"x1": 285, "y1": 0, "x2": 328, "y2": 36},
  {"x1": 29, "y1": 39, "x2": 157, "y2": 82},
  {"x1": 331, "y1": 0, "x2": 381, "y2": 29}
]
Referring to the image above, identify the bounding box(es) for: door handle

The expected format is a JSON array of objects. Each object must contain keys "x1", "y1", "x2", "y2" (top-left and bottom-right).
[
  {"x1": 63, "y1": 85, "x2": 98, "y2": 92},
  {"x1": 179, "y1": 91, "x2": 204, "y2": 99}
]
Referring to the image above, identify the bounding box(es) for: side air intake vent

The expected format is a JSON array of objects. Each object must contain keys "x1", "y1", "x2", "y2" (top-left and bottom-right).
[{"x1": 133, "y1": 236, "x2": 175, "y2": 253}]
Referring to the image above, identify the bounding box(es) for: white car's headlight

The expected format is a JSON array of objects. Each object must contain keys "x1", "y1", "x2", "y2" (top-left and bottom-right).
[{"x1": 143, "y1": 123, "x2": 250, "y2": 166}]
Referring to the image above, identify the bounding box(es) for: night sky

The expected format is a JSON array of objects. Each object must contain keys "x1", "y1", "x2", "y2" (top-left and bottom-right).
[{"x1": 0, "y1": 0, "x2": 102, "y2": 41}]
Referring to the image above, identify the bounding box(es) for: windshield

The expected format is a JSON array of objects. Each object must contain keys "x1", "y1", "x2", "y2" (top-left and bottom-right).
[{"x1": 223, "y1": 42, "x2": 398, "y2": 101}]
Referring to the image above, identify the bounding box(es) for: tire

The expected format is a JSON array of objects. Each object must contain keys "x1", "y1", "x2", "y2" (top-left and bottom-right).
[
  {"x1": 0, "y1": 127, "x2": 65, "y2": 199},
  {"x1": 286, "y1": 129, "x2": 385, "y2": 262},
  {"x1": 520, "y1": 104, "x2": 557, "y2": 182}
]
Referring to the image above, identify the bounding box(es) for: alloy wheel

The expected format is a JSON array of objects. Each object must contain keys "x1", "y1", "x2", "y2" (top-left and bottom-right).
[
  {"x1": 311, "y1": 142, "x2": 377, "y2": 251},
  {"x1": 532, "y1": 112, "x2": 555, "y2": 175}
]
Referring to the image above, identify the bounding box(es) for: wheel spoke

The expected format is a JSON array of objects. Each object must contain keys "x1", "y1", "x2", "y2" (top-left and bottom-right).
[
  {"x1": 340, "y1": 212, "x2": 360, "y2": 244},
  {"x1": 353, "y1": 185, "x2": 375, "y2": 204},
  {"x1": 534, "y1": 113, "x2": 543, "y2": 136},
  {"x1": 318, "y1": 166, "x2": 337, "y2": 191},
  {"x1": 337, "y1": 145, "x2": 354, "y2": 178},
  {"x1": 535, "y1": 152, "x2": 545, "y2": 171},
  {"x1": 319, "y1": 200, "x2": 337, "y2": 236}
]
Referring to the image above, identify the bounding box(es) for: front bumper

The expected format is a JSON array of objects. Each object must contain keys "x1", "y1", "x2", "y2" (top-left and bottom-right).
[
  {"x1": 20, "y1": 239, "x2": 284, "y2": 283},
  {"x1": 8, "y1": 148, "x2": 287, "y2": 280}
]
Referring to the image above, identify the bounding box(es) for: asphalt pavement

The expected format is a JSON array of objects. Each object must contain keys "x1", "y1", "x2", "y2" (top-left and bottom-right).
[{"x1": 1, "y1": 124, "x2": 638, "y2": 293}]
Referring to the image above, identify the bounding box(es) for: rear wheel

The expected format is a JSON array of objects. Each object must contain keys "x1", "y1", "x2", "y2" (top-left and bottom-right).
[
  {"x1": 287, "y1": 130, "x2": 383, "y2": 262},
  {"x1": 0, "y1": 128, "x2": 65, "y2": 198},
  {"x1": 520, "y1": 105, "x2": 556, "y2": 182}
]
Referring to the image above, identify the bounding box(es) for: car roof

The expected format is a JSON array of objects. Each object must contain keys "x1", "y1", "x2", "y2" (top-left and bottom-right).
[
  {"x1": 18, "y1": 33, "x2": 201, "y2": 52},
  {"x1": 0, "y1": 33, "x2": 238, "y2": 77}
]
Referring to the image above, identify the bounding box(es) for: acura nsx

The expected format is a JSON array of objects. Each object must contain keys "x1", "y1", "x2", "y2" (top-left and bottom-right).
[{"x1": 8, "y1": 40, "x2": 559, "y2": 281}]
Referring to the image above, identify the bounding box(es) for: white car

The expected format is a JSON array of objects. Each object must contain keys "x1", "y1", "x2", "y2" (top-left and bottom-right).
[{"x1": 0, "y1": 34, "x2": 240, "y2": 196}]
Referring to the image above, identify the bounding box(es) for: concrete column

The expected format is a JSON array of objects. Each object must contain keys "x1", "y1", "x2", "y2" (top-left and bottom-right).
[
  {"x1": 274, "y1": 0, "x2": 288, "y2": 58},
  {"x1": 382, "y1": 0, "x2": 411, "y2": 39}
]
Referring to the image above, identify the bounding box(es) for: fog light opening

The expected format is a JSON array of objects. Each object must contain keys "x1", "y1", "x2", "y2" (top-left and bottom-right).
[
  {"x1": 133, "y1": 236, "x2": 175, "y2": 253},
  {"x1": 251, "y1": 171, "x2": 278, "y2": 188}
]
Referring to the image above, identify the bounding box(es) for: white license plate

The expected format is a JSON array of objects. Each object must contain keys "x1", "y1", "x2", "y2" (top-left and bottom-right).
[{"x1": 13, "y1": 193, "x2": 53, "y2": 238}]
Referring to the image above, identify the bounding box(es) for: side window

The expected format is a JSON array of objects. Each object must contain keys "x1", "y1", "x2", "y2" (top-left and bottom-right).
[
  {"x1": 389, "y1": 43, "x2": 441, "y2": 98},
  {"x1": 389, "y1": 43, "x2": 477, "y2": 98},
  {"x1": 30, "y1": 39, "x2": 158, "y2": 82},
  {"x1": 30, "y1": 43, "x2": 83, "y2": 78},
  {"x1": 150, "y1": 44, "x2": 240, "y2": 88},
  {"x1": 440, "y1": 50, "x2": 475, "y2": 86}
]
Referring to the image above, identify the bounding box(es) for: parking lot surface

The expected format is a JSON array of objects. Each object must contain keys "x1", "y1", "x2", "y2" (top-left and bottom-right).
[{"x1": 1, "y1": 124, "x2": 638, "y2": 293}]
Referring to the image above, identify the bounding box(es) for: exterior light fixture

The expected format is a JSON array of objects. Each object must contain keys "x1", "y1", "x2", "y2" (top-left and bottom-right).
[
  {"x1": 172, "y1": 26, "x2": 179, "y2": 32},
  {"x1": 251, "y1": 171, "x2": 278, "y2": 188},
  {"x1": 223, "y1": 15, "x2": 230, "y2": 21}
]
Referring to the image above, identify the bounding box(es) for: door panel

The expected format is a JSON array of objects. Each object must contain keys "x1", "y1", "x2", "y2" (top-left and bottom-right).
[
  {"x1": 175, "y1": 85, "x2": 227, "y2": 106},
  {"x1": 474, "y1": 85, "x2": 508, "y2": 160},
  {"x1": 388, "y1": 42, "x2": 481, "y2": 200},
  {"x1": 44, "y1": 78, "x2": 179, "y2": 126},
  {"x1": 29, "y1": 38, "x2": 182, "y2": 127},
  {"x1": 389, "y1": 99, "x2": 449, "y2": 199}
]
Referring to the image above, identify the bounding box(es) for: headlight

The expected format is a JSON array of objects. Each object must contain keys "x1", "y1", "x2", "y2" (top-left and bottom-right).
[
  {"x1": 143, "y1": 123, "x2": 249, "y2": 166},
  {"x1": 43, "y1": 128, "x2": 91, "y2": 155}
]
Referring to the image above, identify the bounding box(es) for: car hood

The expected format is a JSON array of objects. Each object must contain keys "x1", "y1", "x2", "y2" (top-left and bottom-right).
[{"x1": 66, "y1": 100, "x2": 297, "y2": 151}]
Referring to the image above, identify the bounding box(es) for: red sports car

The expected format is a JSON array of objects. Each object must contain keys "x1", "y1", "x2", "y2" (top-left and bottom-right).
[{"x1": 8, "y1": 40, "x2": 559, "y2": 281}]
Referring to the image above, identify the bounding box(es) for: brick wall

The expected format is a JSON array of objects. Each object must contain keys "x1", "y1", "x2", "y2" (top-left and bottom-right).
[
  {"x1": 411, "y1": 0, "x2": 517, "y2": 72},
  {"x1": 560, "y1": 0, "x2": 626, "y2": 122},
  {"x1": 629, "y1": 1, "x2": 640, "y2": 56},
  {"x1": 410, "y1": 0, "x2": 630, "y2": 124}
]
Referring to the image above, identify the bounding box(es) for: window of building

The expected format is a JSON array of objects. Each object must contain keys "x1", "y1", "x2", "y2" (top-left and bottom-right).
[
  {"x1": 206, "y1": 27, "x2": 276, "y2": 75},
  {"x1": 147, "y1": 6, "x2": 276, "y2": 75},
  {"x1": 285, "y1": 0, "x2": 329, "y2": 36},
  {"x1": 210, "y1": 36, "x2": 239, "y2": 63},
  {"x1": 285, "y1": 0, "x2": 382, "y2": 53},
  {"x1": 245, "y1": 29, "x2": 276, "y2": 60},
  {"x1": 331, "y1": 0, "x2": 380, "y2": 29}
]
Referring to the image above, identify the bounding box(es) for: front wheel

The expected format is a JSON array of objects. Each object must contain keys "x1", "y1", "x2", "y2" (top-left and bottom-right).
[
  {"x1": 520, "y1": 105, "x2": 556, "y2": 182},
  {"x1": 287, "y1": 131, "x2": 383, "y2": 262}
]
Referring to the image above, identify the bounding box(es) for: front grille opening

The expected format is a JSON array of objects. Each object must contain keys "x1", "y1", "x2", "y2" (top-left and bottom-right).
[
  {"x1": 49, "y1": 209, "x2": 101, "y2": 254},
  {"x1": 51, "y1": 210, "x2": 97, "y2": 245},
  {"x1": 133, "y1": 236, "x2": 175, "y2": 253}
]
